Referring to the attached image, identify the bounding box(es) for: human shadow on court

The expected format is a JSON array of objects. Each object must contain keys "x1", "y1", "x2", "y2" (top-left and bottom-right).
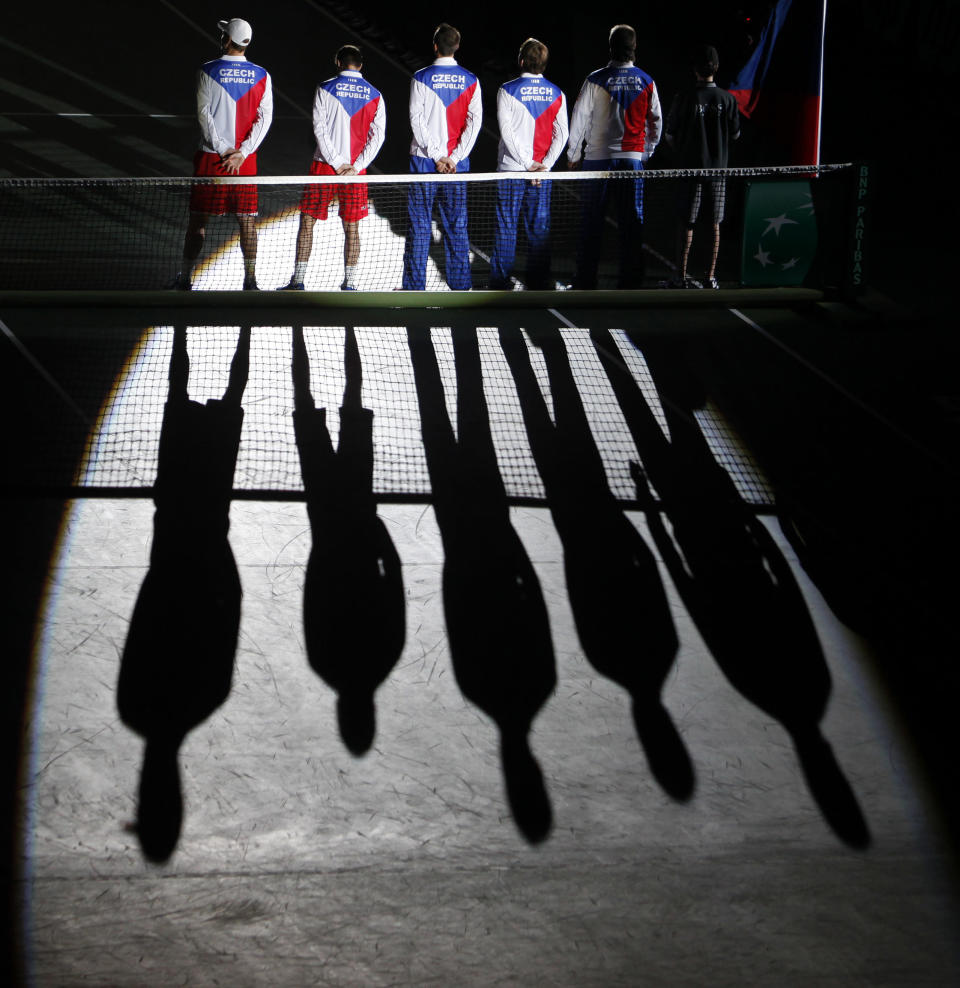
[
  {"x1": 292, "y1": 325, "x2": 405, "y2": 755},
  {"x1": 592, "y1": 328, "x2": 870, "y2": 848},
  {"x1": 117, "y1": 323, "x2": 248, "y2": 862},
  {"x1": 407, "y1": 321, "x2": 556, "y2": 843},
  {"x1": 499, "y1": 323, "x2": 694, "y2": 801}
]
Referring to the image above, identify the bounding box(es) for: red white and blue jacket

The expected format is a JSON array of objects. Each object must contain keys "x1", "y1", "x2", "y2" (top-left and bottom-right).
[
  {"x1": 567, "y1": 61, "x2": 661, "y2": 164},
  {"x1": 312, "y1": 70, "x2": 386, "y2": 172},
  {"x1": 496, "y1": 73, "x2": 568, "y2": 172},
  {"x1": 408, "y1": 56, "x2": 482, "y2": 173},
  {"x1": 196, "y1": 54, "x2": 273, "y2": 158}
]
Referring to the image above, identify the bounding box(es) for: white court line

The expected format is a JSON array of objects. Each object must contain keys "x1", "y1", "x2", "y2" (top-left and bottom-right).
[
  {"x1": 0, "y1": 317, "x2": 90, "y2": 425},
  {"x1": 728, "y1": 306, "x2": 952, "y2": 469},
  {"x1": 0, "y1": 36, "x2": 172, "y2": 118},
  {"x1": 548, "y1": 308, "x2": 577, "y2": 328},
  {"x1": 0, "y1": 79, "x2": 112, "y2": 128},
  {"x1": 5, "y1": 137, "x2": 127, "y2": 177},
  {"x1": 553, "y1": 302, "x2": 946, "y2": 476},
  {"x1": 0, "y1": 76, "x2": 190, "y2": 172}
]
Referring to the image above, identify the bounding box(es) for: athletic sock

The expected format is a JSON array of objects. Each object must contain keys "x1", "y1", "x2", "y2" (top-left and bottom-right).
[
  {"x1": 343, "y1": 264, "x2": 357, "y2": 288},
  {"x1": 293, "y1": 261, "x2": 308, "y2": 283}
]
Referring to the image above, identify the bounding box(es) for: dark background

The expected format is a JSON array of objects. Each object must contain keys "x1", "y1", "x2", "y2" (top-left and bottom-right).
[{"x1": 2, "y1": 1, "x2": 959, "y2": 983}]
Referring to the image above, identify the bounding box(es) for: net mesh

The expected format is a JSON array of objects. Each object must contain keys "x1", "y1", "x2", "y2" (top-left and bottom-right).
[
  {"x1": 4, "y1": 319, "x2": 774, "y2": 507},
  {"x1": 0, "y1": 165, "x2": 853, "y2": 292}
]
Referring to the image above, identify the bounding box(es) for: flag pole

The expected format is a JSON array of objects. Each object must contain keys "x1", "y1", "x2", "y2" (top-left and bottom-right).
[{"x1": 815, "y1": 0, "x2": 828, "y2": 166}]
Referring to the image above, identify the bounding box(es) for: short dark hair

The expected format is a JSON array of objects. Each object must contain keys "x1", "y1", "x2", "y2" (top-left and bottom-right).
[
  {"x1": 433, "y1": 23, "x2": 461, "y2": 56},
  {"x1": 608, "y1": 24, "x2": 636, "y2": 62},
  {"x1": 692, "y1": 44, "x2": 719, "y2": 77},
  {"x1": 518, "y1": 38, "x2": 548, "y2": 74},
  {"x1": 336, "y1": 44, "x2": 363, "y2": 69}
]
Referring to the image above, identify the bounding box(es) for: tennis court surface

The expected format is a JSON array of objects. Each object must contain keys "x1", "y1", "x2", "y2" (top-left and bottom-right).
[{"x1": 2, "y1": 293, "x2": 959, "y2": 985}]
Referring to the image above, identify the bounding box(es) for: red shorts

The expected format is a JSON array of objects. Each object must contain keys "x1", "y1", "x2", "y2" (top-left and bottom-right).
[
  {"x1": 189, "y1": 151, "x2": 259, "y2": 215},
  {"x1": 299, "y1": 160, "x2": 368, "y2": 222}
]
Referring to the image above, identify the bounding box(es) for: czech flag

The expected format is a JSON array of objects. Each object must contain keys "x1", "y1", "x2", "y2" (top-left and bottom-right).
[{"x1": 728, "y1": 0, "x2": 827, "y2": 165}]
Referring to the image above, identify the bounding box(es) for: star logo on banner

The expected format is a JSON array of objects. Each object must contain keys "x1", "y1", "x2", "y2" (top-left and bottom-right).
[
  {"x1": 743, "y1": 180, "x2": 818, "y2": 286},
  {"x1": 762, "y1": 213, "x2": 799, "y2": 236}
]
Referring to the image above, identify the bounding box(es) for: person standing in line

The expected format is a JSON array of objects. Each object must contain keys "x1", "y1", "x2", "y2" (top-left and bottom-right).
[
  {"x1": 566, "y1": 24, "x2": 661, "y2": 289},
  {"x1": 174, "y1": 18, "x2": 273, "y2": 291},
  {"x1": 663, "y1": 44, "x2": 740, "y2": 289},
  {"x1": 489, "y1": 38, "x2": 568, "y2": 290},
  {"x1": 401, "y1": 23, "x2": 482, "y2": 291},
  {"x1": 278, "y1": 45, "x2": 386, "y2": 291}
]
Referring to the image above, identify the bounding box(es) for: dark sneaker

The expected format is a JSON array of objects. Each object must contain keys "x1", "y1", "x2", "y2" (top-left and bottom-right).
[
  {"x1": 170, "y1": 271, "x2": 192, "y2": 291},
  {"x1": 340, "y1": 282, "x2": 357, "y2": 291},
  {"x1": 278, "y1": 280, "x2": 305, "y2": 291},
  {"x1": 704, "y1": 277, "x2": 720, "y2": 290},
  {"x1": 242, "y1": 277, "x2": 259, "y2": 291}
]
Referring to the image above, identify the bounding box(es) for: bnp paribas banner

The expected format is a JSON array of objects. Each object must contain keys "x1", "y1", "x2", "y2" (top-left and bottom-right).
[{"x1": 741, "y1": 180, "x2": 818, "y2": 286}]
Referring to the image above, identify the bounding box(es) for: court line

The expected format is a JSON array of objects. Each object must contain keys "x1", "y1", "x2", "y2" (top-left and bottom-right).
[
  {"x1": 0, "y1": 36, "x2": 172, "y2": 118},
  {"x1": 548, "y1": 308, "x2": 577, "y2": 328},
  {"x1": 728, "y1": 306, "x2": 953, "y2": 470},
  {"x1": 0, "y1": 78, "x2": 193, "y2": 172},
  {"x1": 0, "y1": 79, "x2": 113, "y2": 128},
  {"x1": 5, "y1": 137, "x2": 127, "y2": 177},
  {"x1": 0, "y1": 317, "x2": 90, "y2": 425},
  {"x1": 555, "y1": 301, "x2": 951, "y2": 472}
]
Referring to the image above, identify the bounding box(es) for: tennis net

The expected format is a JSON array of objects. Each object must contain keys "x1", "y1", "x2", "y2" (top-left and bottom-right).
[{"x1": 0, "y1": 164, "x2": 859, "y2": 293}]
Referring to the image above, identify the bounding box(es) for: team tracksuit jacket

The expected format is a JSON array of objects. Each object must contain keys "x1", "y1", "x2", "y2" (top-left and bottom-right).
[
  {"x1": 491, "y1": 73, "x2": 568, "y2": 287},
  {"x1": 567, "y1": 61, "x2": 661, "y2": 288},
  {"x1": 496, "y1": 73, "x2": 568, "y2": 171},
  {"x1": 196, "y1": 54, "x2": 273, "y2": 160},
  {"x1": 407, "y1": 55, "x2": 482, "y2": 173},
  {"x1": 403, "y1": 56, "x2": 482, "y2": 289},
  {"x1": 567, "y1": 60, "x2": 661, "y2": 164},
  {"x1": 311, "y1": 70, "x2": 386, "y2": 169}
]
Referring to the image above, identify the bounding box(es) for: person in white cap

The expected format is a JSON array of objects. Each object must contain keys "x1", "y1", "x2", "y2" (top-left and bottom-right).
[{"x1": 174, "y1": 18, "x2": 274, "y2": 290}]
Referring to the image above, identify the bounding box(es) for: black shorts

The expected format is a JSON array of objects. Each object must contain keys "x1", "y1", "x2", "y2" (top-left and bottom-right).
[{"x1": 678, "y1": 177, "x2": 726, "y2": 225}]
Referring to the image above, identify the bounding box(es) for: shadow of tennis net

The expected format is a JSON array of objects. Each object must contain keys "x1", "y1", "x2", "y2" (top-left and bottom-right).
[{"x1": 0, "y1": 302, "x2": 774, "y2": 508}]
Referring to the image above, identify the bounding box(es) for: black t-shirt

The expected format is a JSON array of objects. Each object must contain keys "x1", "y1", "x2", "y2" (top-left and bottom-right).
[{"x1": 666, "y1": 82, "x2": 741, "y2": 169}]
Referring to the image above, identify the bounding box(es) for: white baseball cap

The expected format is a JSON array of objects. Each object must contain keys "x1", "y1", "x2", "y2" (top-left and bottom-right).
[{"x1": 218, "y1": 18, "x2": 253, "y2": 46}]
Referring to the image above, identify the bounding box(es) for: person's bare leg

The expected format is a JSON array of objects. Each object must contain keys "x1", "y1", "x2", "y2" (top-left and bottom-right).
[
  {"x1": 707, "y1": 223, "x2": 721, "y2": 280},
  {"x1": 280, "y1": 213, "x2": 317, "y2": 288},
  {"x1": 296, "y1": 213, "x2": 316, "y2": 265},
  {"x1": 177, "y1": 213, "x2": 207, "y2": 287},
  {"x1": 679, "y1": 226, "x2": 694, "y2": 281},
  {"x1": 342, "y1": 219, "x2": 360, "y2": 288},
  {"x1": 183, "y1": 213, "x2": 206, "y2": 264},
  {"x1": 237, "y1": 214, "x2": 258, "y2": 287}
]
